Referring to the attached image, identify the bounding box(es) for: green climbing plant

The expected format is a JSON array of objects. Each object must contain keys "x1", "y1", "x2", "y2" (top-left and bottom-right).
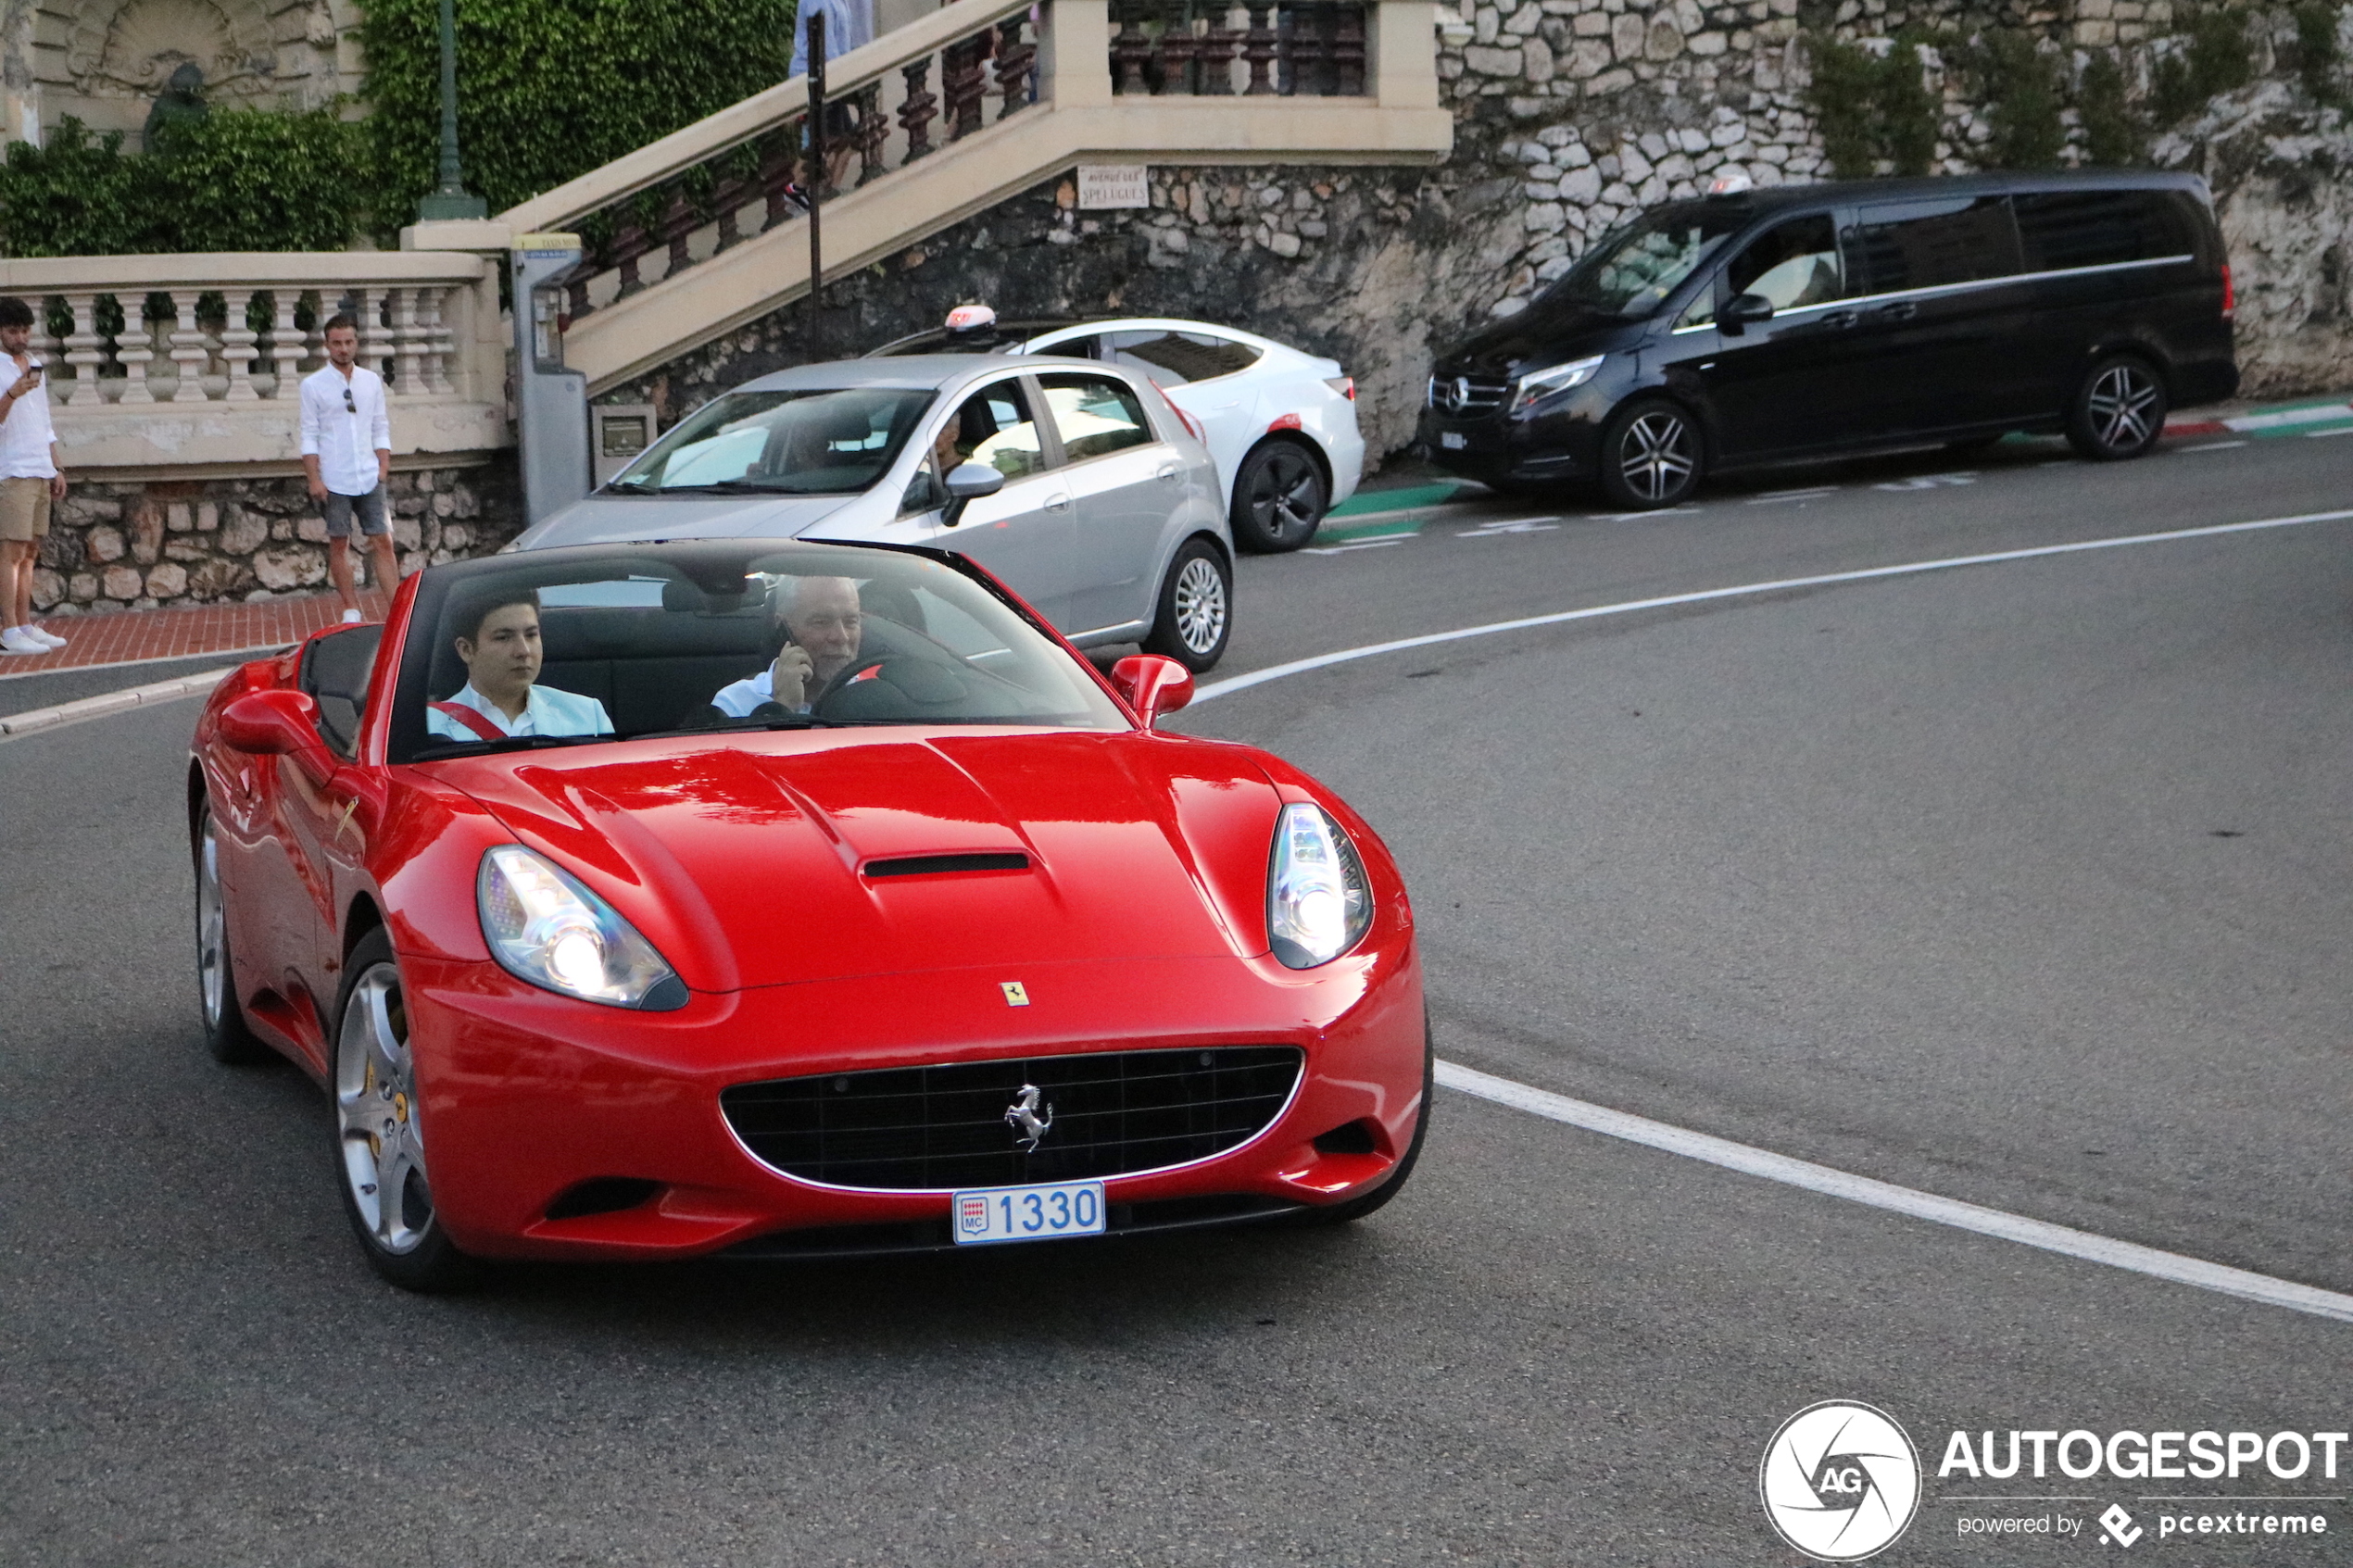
[
  {"x1": 0, "y1": 109, "x2": 367, "y2": 257},
  {"x1": 1967, "y1": 31, "x2": 2067, "y2": 169},
  {"x1": 2152, "y1": 4, "x2": 2255, "y2": 125},
  {"x1": 358, "y1": 0, "x2": 799, "y2": 235},
  {"x1": 2075, "y1": 48, "x2": 2142, "y2": 165},
  {"x1": 1806, "y1": 34, "x2": 1942, "y2": 179},
  {"x1": 2292, "y1": 1, "x2": 2346, "y2": 104}
]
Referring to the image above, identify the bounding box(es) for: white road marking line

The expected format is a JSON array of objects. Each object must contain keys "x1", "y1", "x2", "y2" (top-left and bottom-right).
[
  {"x1": 1192, "y1": 507, "x2": 2353, "y2": 706},
  {"x1": 1435, "y1": 1060, "x2": 2353, "y2": 1324},
  {"x1": 2223, "y1": 400, "x2": 2353, "y2": 432},
  {"x1": 1593, "y1": 505, "x2": 1705, "y2": 521},
  {"x1": 1748, "y1": 485, "x2": 1840, "y2": 505},
  {"x1": 1456, "y1": 517, "x2": 1561, "y2": 537},
  {"x1": 2305, "y1": 425, "x2": 2353, "y2": 439},
  {"x1": 0, "y1": 667, "x2": 235, "y2": 742},
  {"x1": 1302, "y1": 535, "x2": 1413, "y2": 555},
  {"x1": 2183, "y1": 440, "x2": 2248, "y2": 452},
  {"x1": 1873, "y1": 471, "x2": 1977, "y2": 491}
]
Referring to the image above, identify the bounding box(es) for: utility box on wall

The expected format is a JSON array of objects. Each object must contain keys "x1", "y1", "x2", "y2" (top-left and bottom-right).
[{"x1": 593, "y1": 405, "x2": 657, "y2": 485}]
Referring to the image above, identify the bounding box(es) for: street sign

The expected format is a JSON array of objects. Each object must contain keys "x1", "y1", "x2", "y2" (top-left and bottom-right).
[{"x1": 1077, "y1": 165, "x2": 1150, "y2": 209}]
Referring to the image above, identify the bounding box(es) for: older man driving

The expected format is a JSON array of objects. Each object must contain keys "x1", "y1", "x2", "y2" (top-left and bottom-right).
[
  {"x1": 425, "y1": 587, "x2": 614, "y2": 743},
  {"x1": 709, "y1": 575, "x2": 865, "y2": 717}
]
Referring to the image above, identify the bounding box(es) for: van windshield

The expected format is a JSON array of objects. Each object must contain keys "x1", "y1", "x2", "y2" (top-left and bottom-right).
[{"x1": 1541, "y1": 204, "x2": 1752, "y2": 319}]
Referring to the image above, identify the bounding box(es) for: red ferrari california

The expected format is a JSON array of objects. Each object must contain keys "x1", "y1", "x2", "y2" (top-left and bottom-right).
[{"x1": 190, "y1": 540, "x2": 1428, "y2": 1289}]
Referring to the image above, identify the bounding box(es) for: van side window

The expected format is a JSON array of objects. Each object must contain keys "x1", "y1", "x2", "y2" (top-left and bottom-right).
[
  {"x1": 1721, "y1": 215, "x2": 1849, "y2": 314},
  {"x1": 2014, "y1": 191, "x2": 2195, "y2": 272},
  {"x1": 1852, "y1": 195, "x2": 2022, "y2": 293}
]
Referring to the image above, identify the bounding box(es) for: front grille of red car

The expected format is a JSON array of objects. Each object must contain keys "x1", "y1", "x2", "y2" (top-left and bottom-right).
[{"x1": 720, "y1": 1046, "x2": 1304, "y2": 1191}]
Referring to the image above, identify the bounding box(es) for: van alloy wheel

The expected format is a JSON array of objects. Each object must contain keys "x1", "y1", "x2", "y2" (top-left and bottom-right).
[
  {"x1": 1600, "y1": 398, "x2": 1704, "y2": 508},
  {"x1": 2068, "y1": 354, "x2": 2168, "y2": 461}
]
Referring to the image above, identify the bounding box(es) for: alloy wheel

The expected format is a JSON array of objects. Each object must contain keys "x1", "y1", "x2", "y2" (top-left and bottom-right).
[
  {"x1": 1246, "y1": 449, "x2": 1322, "y2": 544},
  {"x1": 197, "y1": 819, "x2": 226, "y2": 1030},
  {"x1": 335, "y1": 964, "x2": 434, "y2": 1255},
  {"x1": 1173, "y1": 556, "x2": 1228, "y2": 656},
  {"x1": 1617, "y1": 410, "x2": 1695, "y2": 503},
  {"x1": 2087, "y1": 364, "x2": 2158, "y2": 452}
]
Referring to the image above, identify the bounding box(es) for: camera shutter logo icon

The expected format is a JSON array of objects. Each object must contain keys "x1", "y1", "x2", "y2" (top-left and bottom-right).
[{"x1": 1758, "y1": 1400, "x2": 1922, "y2": 1562}]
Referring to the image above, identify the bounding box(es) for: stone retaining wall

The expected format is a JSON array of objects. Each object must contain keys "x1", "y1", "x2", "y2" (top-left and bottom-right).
[{"x1": 29, "y1": 457, "x2": 522, "y2": 617}]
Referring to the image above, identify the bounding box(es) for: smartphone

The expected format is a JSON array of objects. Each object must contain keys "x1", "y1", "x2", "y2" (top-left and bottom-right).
[{"x1": 24, "y1": 361, "x2": 42, "y2": 381}]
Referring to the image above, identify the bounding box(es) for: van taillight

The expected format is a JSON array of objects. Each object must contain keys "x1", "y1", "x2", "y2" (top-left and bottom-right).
[{"x1": 2221, "y1": 264, "x2": 2234, "y2": 320}]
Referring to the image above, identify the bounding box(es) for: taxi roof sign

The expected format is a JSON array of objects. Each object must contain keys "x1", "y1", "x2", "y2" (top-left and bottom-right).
[{"x1": 944, "y1": 304, "x2": 997, "y2": 333}]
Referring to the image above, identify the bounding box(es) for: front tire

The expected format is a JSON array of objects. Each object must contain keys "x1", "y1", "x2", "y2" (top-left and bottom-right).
[
  {"x1": 1141, "y1": 538, "x2": 1231, "y2": 672},
  {"x1": 1598, "y1": 397, "x2": 1704, "y2": 508},
  {"x1": 2067, "y1": 354, "x2": 2168, "y2": 461},
  {"x1": 1229, "y1": 440, "x2": 1327, "y2": 552},
  {"x1": 332, "y1": 928, "x2": 476, "y2": 1292},
  {"x1": 194, "y1": 804, "x2": 268, "y2": 1065}
]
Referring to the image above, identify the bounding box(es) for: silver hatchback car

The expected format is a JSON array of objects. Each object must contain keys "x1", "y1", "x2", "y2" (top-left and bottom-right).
[{"x1": 510, "y1": 356, "x2": 1236, "y2": 671}]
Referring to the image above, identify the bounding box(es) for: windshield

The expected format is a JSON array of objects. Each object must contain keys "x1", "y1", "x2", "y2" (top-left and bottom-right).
[
  {"x1": 606, "y1": 388, "x2": 934, "y2": 495},
  {"x1": 1541, "y1": 204, "x2": 1751, "y2": 319},
  {"x1": 387, "y1": 543, "x2": 1127, "y2": 763}
]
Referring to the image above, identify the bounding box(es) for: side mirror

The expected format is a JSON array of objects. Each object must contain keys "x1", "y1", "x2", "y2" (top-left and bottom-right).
[
  {"x1": 939, "y1": 460, "x2": 1005, "y2": 528},
  {"x1": 1719, "y1": 292, "x2": 1775, "y2": 334},
  {"x1": 1110, "y1": 654, "x2": 1193, "y2": 729},
  {"x1": 218, "y1": 688, "x2": 322, "y2": 755}
]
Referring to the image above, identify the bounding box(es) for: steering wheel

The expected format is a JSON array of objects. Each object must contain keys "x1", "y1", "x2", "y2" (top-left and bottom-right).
[{"x1": 812, "y1": 655, "x2": 894, "y2": 715}]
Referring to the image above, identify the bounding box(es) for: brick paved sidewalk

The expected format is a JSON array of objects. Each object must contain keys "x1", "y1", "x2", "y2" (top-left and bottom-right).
[{"x1": 1, "y1": 586, "x2": 393, "y2": 678}]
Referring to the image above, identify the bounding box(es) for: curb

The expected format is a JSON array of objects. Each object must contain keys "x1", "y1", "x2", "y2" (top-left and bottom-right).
[{"x1": 0, "y1": 667, "x2": 233, "y2": 744}]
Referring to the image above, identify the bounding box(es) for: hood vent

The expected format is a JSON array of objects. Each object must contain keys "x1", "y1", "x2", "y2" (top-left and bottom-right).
[{"x1": 862, "y1": 851, "x2": 1031, "y2": 879}]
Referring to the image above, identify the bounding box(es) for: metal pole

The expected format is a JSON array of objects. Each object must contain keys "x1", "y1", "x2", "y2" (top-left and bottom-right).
[
  {"x1": 806, "y1": 7, "x2": 826, "y2": 361},
  {"x1": 418, "y1": 0, "x2": 487, "y2": 220}
]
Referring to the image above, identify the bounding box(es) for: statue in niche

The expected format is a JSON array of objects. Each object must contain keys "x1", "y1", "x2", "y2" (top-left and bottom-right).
[{"x1": 142, "y1": 60, "x2": 208, "y2": 151}]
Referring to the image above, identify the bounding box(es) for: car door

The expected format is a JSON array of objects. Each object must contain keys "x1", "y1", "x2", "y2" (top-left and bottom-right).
[
  {"x1": 914, "y1": 374, "x2": 1076, "y2": 627},
  {"x1": 1094, "y1": 328, "x2": 1265, "y2": 501},
  {"x1": 1679, "y1": 209, "x2": 1880, "y2": 460},
  {"x1": 1843, "y1": 193, "x2": 2028, "y2": 436},
  {"x1": 1034, "y1": 370, "x2": 1187, "y2": 636},
  {"x1": 279, "y1": 625, "x2": 384, "y2": 1068}
]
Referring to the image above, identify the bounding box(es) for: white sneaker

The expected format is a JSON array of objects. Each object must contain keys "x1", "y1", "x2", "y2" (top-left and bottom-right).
[
  {"x1": 26, "y1": 624, "x2": 65, "y2": 648},
  {"x1": 341, "y1": 608, "x2": 365, "y2": 624},
  {"x1": 1, "y1": 625, "x2": 44, "y2": 655}
]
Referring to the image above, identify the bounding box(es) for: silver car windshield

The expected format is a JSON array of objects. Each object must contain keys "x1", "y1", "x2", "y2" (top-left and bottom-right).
[
  {"x1": 1543, "y1": 205, "x2": 1750, "y2": 319},
  {"x1": 607, "y1": 388, "x2": 935, "y2": 495}
]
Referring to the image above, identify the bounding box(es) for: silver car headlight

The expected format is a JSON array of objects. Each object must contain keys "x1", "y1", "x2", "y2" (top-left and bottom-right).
[
  {"x1": 477, "y1": 846, "x2": 685, "y2": 1009},
  {"x1": 1266, "y1": 804, "x2": 1374, "y2": 969},
  {"x1": 1509, "y1": 354, "x2": 1606, "y2": 413}
]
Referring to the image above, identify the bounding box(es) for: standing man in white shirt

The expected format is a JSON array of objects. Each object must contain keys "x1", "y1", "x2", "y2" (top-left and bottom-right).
[
  {"x1": 0, "y1": 295, "x2": 69, "y2": 656},
  {"x1": 299, "y1": 312, "x2": 397, "y2": 624}
]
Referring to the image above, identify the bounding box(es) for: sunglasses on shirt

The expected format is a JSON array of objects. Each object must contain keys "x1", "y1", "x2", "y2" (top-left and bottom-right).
[{"x1": 343, "y1": 387, "x2": 357, "y2": 412}]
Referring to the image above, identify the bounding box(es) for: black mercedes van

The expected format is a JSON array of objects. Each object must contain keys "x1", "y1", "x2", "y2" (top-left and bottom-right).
[{"x1": 1417, "y1": 170, "x2": 2237, "y2": 508}]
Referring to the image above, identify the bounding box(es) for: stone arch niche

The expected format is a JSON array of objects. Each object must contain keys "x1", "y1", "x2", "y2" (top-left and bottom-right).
[{"x1": 22, "y1": 0, "x2": 351, "y2": 143}]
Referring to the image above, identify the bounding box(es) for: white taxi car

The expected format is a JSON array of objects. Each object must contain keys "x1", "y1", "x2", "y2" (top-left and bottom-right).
[{"x1": 872, "y1": 307, "x2": 1365, "y2": 553}]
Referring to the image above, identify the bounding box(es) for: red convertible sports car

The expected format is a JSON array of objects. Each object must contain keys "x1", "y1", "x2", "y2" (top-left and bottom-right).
[{"x1": 190, "y1": 539, "x2": 1428, "y2": 1289}]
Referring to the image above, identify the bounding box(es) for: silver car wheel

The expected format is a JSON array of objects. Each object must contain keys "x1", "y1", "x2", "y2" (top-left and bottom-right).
[
  {"x1": 2087, "y1": 363, "x2": 2158, "y2": 450},
  {"x1": 335, "y1": 963, "x2": 434, "y2": 1256},
  {"x1": 197, "y1": 819, "x2": 226, "y2": 1030},
  {"x1": 1173, "y1": 556, "x2": 1228, "y2": 656},
  {"x1": 1619, "y1": 410, "x2": 1695, "y2": 503}
]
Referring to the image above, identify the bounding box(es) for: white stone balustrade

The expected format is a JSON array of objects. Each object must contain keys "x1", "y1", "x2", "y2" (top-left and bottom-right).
[{"x1": 0, "y1": 252, "x2": 505, "y2": 478}]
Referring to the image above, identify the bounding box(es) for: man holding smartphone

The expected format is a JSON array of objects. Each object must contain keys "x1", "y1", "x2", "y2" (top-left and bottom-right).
[
  {"x1": 299, "y1": 311, "x2": 397, "y2": 624},
  {"x1": 0, "y1": 295, "x2": 68, "y2": 656}
]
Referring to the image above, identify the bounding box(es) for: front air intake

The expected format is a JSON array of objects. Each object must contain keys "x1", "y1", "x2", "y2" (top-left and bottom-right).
[{"x1": 721, "y1": 1047, "x2": 1303, "y2": 1191}]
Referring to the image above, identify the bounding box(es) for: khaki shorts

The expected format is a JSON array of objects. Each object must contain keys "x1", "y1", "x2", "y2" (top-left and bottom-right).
[{"x1": 0, "y1": 475, "x2": 50, "y2": 544}]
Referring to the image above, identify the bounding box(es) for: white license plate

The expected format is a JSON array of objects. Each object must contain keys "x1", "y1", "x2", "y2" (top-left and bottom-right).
[
  {"x1": 1441, "y1": 432, "x2": 1467, "y2": 449},
  {"x1": 952, "y1": 1178, "x2": 1106, "y2": 1245}
]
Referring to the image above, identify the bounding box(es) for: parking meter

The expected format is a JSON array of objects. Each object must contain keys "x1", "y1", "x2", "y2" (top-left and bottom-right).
[{"x1": 511, "y1": 232, "x2": 593, "y2": 525}]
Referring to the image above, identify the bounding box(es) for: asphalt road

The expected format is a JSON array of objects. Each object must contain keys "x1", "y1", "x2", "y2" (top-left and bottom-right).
[{"x1": 2, "y1": 432, "x2": 2347, "y2": 1566}]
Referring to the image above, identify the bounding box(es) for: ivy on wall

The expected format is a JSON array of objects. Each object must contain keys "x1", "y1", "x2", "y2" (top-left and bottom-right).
[
  {"x1": 358, "y1": 0, "x2": 799, "y2": 232},
  {"x1": 0, "y1": 110, "x2": 367, "y2": 257}
]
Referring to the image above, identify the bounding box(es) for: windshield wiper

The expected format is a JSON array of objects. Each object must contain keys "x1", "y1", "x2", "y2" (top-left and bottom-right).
[{"x1": 411, "y1": 734, "x2": 611, "y2": 761}]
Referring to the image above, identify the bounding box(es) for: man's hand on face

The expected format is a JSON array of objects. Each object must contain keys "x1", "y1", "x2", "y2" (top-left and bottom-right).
[{"x1": 769, "y1": 644, "x2": 817, "y2": 709}]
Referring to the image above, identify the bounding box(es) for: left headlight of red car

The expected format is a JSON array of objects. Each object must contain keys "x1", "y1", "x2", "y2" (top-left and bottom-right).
[
  {"x1": 477, "y1": 845, "x2": 688, "y2": 1010},
  {"x1": 1265, "y1": 803, "x2": 1374, "y2": 969}
]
